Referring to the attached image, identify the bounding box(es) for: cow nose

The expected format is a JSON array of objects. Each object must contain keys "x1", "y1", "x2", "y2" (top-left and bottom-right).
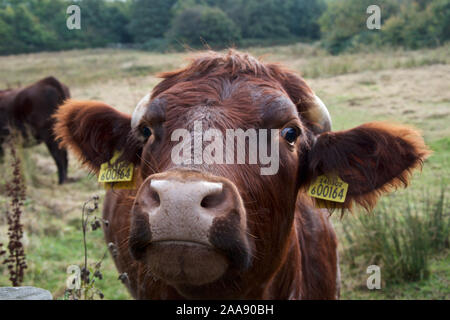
[
  {"x1": 129, "y1": 170, "x2": 252, "y2": 285},
  {"x1": 129, "y1": 170, "x2": 252, "y2": 275},
  {"x1": 151, "y1": 179, "x2": 225, "y2": 212},
  {"x1": 146, "y1": 179, "x2": 225, "y2": 244},
  {"x1": 133, "y1": 171, "x2": 247, "y2": 248}
]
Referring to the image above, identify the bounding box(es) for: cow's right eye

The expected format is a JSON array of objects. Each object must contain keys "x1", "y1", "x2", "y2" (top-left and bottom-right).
[
  {"x1": 281, "y1": 127, "x2": 300, "y2": 145},
  {"x1": 140, "y1": 126, "x2": 152, "y2": 140}
]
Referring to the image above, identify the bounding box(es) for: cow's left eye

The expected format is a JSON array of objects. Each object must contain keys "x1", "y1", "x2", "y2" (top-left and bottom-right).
[
  {"x1": 281, "y1": 127, "x2": 300, "y2": 145},
  {"x1": 140, "y1": 126, "x2": 152, "y2": 140}
]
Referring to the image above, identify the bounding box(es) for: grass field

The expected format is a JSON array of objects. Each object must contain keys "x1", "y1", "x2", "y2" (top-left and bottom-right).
[{"x1": 0, "y1": 43, "x2": 449, "y2": 299}]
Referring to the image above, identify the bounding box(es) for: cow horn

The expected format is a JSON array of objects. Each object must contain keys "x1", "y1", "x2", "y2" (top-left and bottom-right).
[
  {"x1": 307, "y1": 95, "x2": 332, "y2": 133},
  {"x1": 131, "y1": 93, "x2": 151, "y2": 129}
]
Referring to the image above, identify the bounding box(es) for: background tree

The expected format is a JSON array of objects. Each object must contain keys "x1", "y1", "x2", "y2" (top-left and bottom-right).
[
  {"x1": 287, "y1": 0, "x2": 325, "y2": 39},
  {"x1": 0, "y1": 0, "x2": 448, "y2": 55},
  {"x1": 128, "y1": 0, "x2": 177, "y2": 43},
  {"x1": 76, "y1": 0, "x2": 130, "y2": 47},
  {"x1": 382, "y1": 0, "x2": 450, "y2": 48},
  {"x1": 0, "y1": 3, "x2": 54, "y2": 54},
  {"x1": 168, "y1": 5, "x2": 241, "y2": 48},
  {"x1": 235, "y1": 0, "x2": 291, "y2": 39},
  {"x1": 318, "y1": 0, "x2": 400, "y2": 53}
]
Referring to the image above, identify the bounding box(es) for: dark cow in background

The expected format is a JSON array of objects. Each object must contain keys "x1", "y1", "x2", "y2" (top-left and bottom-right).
[
  {"x1": 0, "y1": 76, "x2": 70, "y2": 184},
  {"x1": 54, "y1": 50, "x2": 429, "y2": 299}
]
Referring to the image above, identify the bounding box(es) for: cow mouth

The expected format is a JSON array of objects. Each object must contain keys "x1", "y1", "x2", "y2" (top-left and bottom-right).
[{"x1": 143, "y1": 240, "x2": 230, "y2": 286}]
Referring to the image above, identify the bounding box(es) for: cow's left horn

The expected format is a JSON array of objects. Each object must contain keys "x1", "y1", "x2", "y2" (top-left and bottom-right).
[
  {"x1": 306, "y1": 95, "x2": 332, "y2": 133},
  {"x1": 131, "y1": 93, "x2": 151, "y2": 129}
]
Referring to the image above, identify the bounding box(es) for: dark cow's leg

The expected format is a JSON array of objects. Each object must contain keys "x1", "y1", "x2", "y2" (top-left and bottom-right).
[{"x1": 45, "y1": 139, "x2": 68, "y2": 184}]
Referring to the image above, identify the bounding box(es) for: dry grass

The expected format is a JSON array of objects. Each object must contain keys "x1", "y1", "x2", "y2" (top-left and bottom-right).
[{"x1": 309, "y1": 64, "x2": 450, "y2": 141}]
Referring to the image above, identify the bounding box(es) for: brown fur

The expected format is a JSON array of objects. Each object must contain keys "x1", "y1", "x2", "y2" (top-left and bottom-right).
[
  {"x1": 54, "y1": 50, "x2": 429, "y2": 299},
  {"x1": 0, "y1": 76, "x2": 70, "y2": 184},
  {"x1": 53, "y1": 100, "x2": 141, "y2": 172}
]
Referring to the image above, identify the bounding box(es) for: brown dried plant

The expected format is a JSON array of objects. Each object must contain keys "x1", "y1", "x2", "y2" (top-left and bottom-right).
[
  {"x1": 64, "y1": 196, "x2": 109, "y2": 300},
  {"x1": 2, "y1": 138, "x2": 27, "y2": 286}
]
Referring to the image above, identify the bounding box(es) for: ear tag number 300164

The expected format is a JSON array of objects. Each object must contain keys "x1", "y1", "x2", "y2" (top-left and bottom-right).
[{"x1": 307, "y1": 175, "x2": 348, "y2": 203}]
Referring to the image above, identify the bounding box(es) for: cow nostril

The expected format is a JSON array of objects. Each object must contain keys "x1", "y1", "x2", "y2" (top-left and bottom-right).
[
  {"x1": 149, "y1": 189, "x2": 160, "y2": 206},
  {"x1": 200, "y1": 192, "x2": 225, "y2": 209}
]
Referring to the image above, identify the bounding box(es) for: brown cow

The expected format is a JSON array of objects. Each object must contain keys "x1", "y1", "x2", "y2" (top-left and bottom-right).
[
  {"x1": 54, "y1": 50, "x2": 429, "y2": 299},
  {"x1": 0, "y1": 76, "x2": 70, "y2": 184}
]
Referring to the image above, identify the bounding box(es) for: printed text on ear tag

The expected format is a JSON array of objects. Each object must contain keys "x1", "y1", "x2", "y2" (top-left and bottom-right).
[
  {"x1": 307, "y1": 175, "x2": 348, "y2": 203},
  {"x1": 98, "y1": 151, "x2": 134, "y2": 183},
  {"x1": 103, "y1": 168, "x2": 137, "y2": 190}
]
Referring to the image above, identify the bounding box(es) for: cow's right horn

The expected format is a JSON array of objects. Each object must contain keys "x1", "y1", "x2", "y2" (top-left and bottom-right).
[
  {"x1": 131, "y1": 93, "x2": 151, "y2": 130},
  {"x1": 306, "y1": 95, "x2": 332, "y2": 134}
]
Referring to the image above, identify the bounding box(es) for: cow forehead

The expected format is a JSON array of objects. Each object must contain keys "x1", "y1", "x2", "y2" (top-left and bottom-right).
[{"x1": 137, "y1": 80, "x2": 298, "y2": 128}]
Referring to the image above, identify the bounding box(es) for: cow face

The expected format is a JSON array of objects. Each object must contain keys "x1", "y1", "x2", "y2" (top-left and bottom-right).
[
  {"x1": 125, "y1": 79, "x2": 319, "y2": 293},
  {"x1": 54, "y1": 50, "x2": 429, "y2": 298}
]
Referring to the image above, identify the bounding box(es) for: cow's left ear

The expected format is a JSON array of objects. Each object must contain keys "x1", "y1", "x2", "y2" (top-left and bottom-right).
[
  {"x1": 54, "y1": 100, "x2": 141, "y2": 172},
  {"x1": 305, "y1": 122, "x2": 430, "y2": 211}
]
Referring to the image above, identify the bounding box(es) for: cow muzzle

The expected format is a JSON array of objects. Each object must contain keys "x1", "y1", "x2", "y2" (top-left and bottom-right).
[{"x1": 129, "y1": 170, "x2": 251, "y2": 286}]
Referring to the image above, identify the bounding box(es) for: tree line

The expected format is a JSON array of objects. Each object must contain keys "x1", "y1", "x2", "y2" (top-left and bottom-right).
[{"x1": 0, "y1": 0, "x2": 448, "y2": 55}]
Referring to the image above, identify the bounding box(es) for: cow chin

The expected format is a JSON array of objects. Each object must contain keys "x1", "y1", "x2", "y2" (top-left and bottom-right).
[{"x1": 144, "y1": 241, "x2": 229, "y2": 286}]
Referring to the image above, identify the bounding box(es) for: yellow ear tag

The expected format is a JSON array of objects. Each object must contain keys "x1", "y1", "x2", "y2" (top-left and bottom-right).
[
  {"x1": 103, "y1": 169, "x2": 137, "y2": 190},
  {"x1": 307, "y1": 175, "x2": 348, "y2": 203},
  {"x1": 98, "y1": 151, "x2": 134, "y2": 189}
]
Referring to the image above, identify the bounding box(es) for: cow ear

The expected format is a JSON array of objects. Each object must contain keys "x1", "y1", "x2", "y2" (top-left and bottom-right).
[
  {"x1": 305, "y1": 122, "x2": 430, "y2": 211},
  {"x1": 54, "y1": 100, "x2": 141, "y2": 172}
]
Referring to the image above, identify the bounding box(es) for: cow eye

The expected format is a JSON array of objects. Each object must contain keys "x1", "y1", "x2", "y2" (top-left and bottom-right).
[
  {"x1": 281, "y1": 127, "x2": 300, "y2": 145},
  {"x1": 140, "y1": 126, "x2": 152, "y2": 140}
]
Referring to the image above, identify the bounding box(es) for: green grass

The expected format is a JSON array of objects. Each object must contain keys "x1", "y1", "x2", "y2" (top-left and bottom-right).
[
  {"x1": 0, "y1": 194, "x2": 130, "y2": 299},
  {"x1": 341, "y1": 188, "x2": 448, "y2": 282},
  {"x1": 0, "y1": 145, "x2": 129, "y2": 299},
  {"x1": 0, "y1": 43, "x2": 449, "y2": 299},
  {"x1": 340, "y1": 252, "x2": 450, "y2": 300},
  {"x1": 334, "y1": 182, "x2": 449, "y2": 300},
  {"x1": 22, "y1": 223, "x2": 130, "y2": 300}
]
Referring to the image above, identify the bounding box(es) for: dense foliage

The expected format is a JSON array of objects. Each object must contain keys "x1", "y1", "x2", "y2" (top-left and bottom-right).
[
  {"x1": 168, "y1": 5, "x2": 241, "y2": 47},
  {"x1": 319, "y1": 0, "x2": 450, "y2": 53},
  {"x1": 0, "y1": 0, "x2": 448, "y2": 55},
  {"x1": 0, "y1": 0, "x2": 324, "y2": 54},
  {"x1": 0, "y1": 0, "x2": 131, "y2": 54}
]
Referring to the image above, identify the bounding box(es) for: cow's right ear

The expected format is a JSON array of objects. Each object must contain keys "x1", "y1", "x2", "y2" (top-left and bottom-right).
[
  {"x1": 304, "y1": 122, "x2": 430, "y2": 211},
  {"x1": 54, "y1": 100, "x2": 141, "y2": 172}
]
